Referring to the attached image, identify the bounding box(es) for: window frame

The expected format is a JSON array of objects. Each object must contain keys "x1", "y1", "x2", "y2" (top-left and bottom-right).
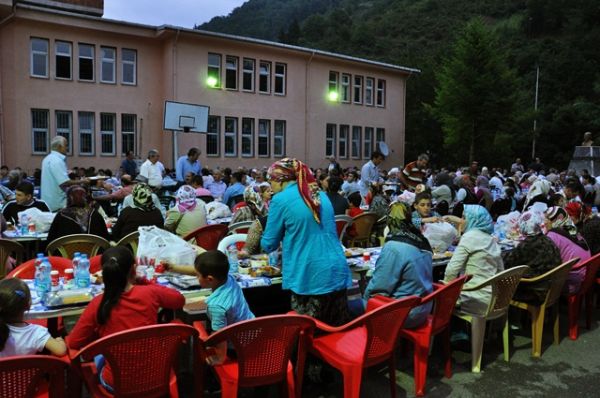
[
  {"x1": 54, "y1": 40, "x2": 72, "y2": 80},
  {"x1": 376, "y1": 79, "x2": 386, "y2": 107},
  {"x1": 242, "y1": 58, "x2": 255, "y2": 92},
  {"x1": 274, "y1": 120, "x2": 286, "y2": 157},
  {"x1": 325, "y1": 123, "x2": 336, "y2": 158},
  {"x1": 351, "y1": 125, "x2": 362, "y2": 159},
  {"x1": 241, "y1": 117, "x2": 254, "y2": 158},
  {"x1": 353, "y1": 75, "x2": 363, "y2": 104},
  {"x1": 31, "y1": 109, "x2": 49, "y2": 155},
  {"x1": 78, "y1": 43, "x2": 95, "y2": 82},
  {"x1": 376, "y1": 128, "x2": 386, "y2": 148},
  {"x1": 121, "y1": 114, "x2": 136, "y2": 155},
  {"x1": 365, "y1": 77, "x2": 374, "y2": 106},
  {"x1": 78, "y1": 111, "x2": 95, "y2": 156},
  {"x1": 206, "y1": 115, "x2": 221, "y2": 157},
  {"x1": 364, "y1": 127, "x2": 373, "y2": 159},
  {"x1": 224, "y1": 116, "x2": 238, "y2": 157},
  {"x1": 328, "y1": 71, "x2": 339, "y2": 101},
  {"x1": 121, "y1": 48, "x2": 137, "y2": 85},
  {"x1": 341, "y1": 73, "x2": 351, "y2": 103},
  {"x1": 100, "y1": 113, "x2": 116, "y2": 156},
  {"x1": 225, "y1": 55, "x2": 239, "y2": 91},
  {"x1": 259, "y1": 61, "x2": 271, "y2": 94},
  {"x1": 258, "y1": 119, "x2": 271, "y2": 157},
  {"x1": 100, "y1": 46, "x2": 116, "y2": 84},
  {"x1": 339, "y1": 124, "x2": 349, "y2": 159},
  {"x1": 30, "y1": 38, "x2": 49, "y2": 78},
  {"x1": 55, "y1": 110, "x2": 73, "y2": 156},
  {"x1": 207, "y1": 53, "x2": 222, "y2": 89},
  {"x1": 274, "y1": 62, "x2": 286, "y2": 96}
]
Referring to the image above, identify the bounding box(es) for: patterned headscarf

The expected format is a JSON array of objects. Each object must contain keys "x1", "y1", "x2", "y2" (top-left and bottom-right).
[
  {"x1": 61, "y1": 185, "x2": 93, "y2": 232},
  {"x1": 132, "y1": 183, "x2": 155, "y2": 212},
  {"x1": 243, "y1": 185, "x2": 265, "y2": 217},
  {"x1": 565, "y1": 202, "x2": 590, "y2": 226},
  {"x1": 518, "y1": 210, "x2": 546, "y2": 237},
  {"x1": 267, "y1": 158, "x2": 321, "y2": 223},
  {"x1": 545, "y1": 206, "x2": 577, "y2": 236},
  {"x1": 386, "y1": 202, "x2": 432, "y2": 252},
  {"x1": 175, "y1": 185, "x2": 197, "y2": 213},
  {"x1": 463, "y1": 204, "x2": 494, "y2": 234}
]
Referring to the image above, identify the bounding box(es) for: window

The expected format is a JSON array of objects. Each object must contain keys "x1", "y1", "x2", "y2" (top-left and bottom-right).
[
  {"x1": 258, "y1": 119, "x2": 270, "y2": 157},
  {"x1": 30, "y1": 38, "x2": 48, "y2": 78},
  {"x1": 55, "y1": 41, "x2": 71, "y2": 79},
  {"x1": 326, "y1": 123, "x2": 336, "y2": 157},
  {"x1": 259, "y1": 61, "x2": 271, "y2": 94},
  {"x1": 274, "y1": 120, "x2": 286, "y2": 157},
  {"x1": 365, "y1": 77, "x2": 374, "y2": 106},
  {"x1": 121, "y1": 49, "x2": 137, "y2": 85},
  {"x1": 376, "y1": 128, "x2": 386, "y2": 147},
  {"x1": 341, "y1": 73, "x2": 351, "y2": 103},
  {"x1": 55, "y1": 111, "x2": 72, "y2": 155},
  {"x1": 328, "y1": 71, "x2": 339, "y2": 99},
  {"x1": 224, "y1": 117, "x2": 237, "y2": 157},
  {"x1": 353, "y1": 75, "x2": 363, "y2": 104},
  {"x1": 352, "y1": 126, "x2": 362, "y2": 159},
  {"x1": 242, "y1": 58, "x2": 255, "y2": 92},
  {"x1": 241, "y1": 117, "x2": 254, "y2": 157},
  {"x1": 376, "y1": 79, "x2": 386, "y2": 107},
  {"x1": 364, "y1": 127, "x2": 373, "y2": 158},
  {"x1": 78, "y1": 111, "x2": 95, "y2": 155},
  {"x1": 31, "y1": 109, "x2": 49, "y2": 154},
  {"x1": 100, "y1": 113, "x2": 116, "y2": 155},
  {"x1": 121, "y1": 114, "x2": 136, "y2": 155},
  {"x1": 274, "y1": 63, "x2": 286, "y2": 95},
  {"x1": 339, "y1": 125, "x2": 349, "y2": 159},
  {"x1": 225, "y1": 56, "x2": 238, "y2": 90},
  {"x1": 206, "y1": 115, "x2": 220, "y2": 156},
  {"x1": 100, "y1": 47, "x2": 116, "y2": 83},
  {"x1": 207, "y1": 53, "x2": 221, "y2": 88},
  {"x1": 78, "y1": 43, "x2": 95, "y2": 81}
]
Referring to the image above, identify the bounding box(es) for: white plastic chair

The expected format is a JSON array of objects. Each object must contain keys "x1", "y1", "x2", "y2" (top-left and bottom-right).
[{"x1": 217, "y1": 233, "x2": 248, "y2": 254}]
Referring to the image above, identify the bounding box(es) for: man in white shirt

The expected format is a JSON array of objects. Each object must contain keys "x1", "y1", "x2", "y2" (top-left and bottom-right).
[
  {"x1": 139, "y1": 149, "x2": 164, "y2": 189},
  {"x1": 359, "y1": 151, "x2": 385, "y2": 197}
]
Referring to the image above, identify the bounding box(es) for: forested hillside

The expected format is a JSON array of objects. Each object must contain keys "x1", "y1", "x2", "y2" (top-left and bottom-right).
[{"x1": 199, "y1": 0, "x2": 600, "y2": 169}]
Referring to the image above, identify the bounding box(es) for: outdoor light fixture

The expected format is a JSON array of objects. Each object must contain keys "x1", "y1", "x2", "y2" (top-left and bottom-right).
[
  {"x1": 206, "y1": 76, "x2": 218, "y2": 87},
  {"x1": 328, "y1": 91, "x2": 339, "y2": 102}
]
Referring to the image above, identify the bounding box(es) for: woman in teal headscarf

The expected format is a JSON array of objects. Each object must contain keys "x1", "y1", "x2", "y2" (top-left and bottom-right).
[{"x1": 443, "y1": 204, "x2": 504, "y2": 315}]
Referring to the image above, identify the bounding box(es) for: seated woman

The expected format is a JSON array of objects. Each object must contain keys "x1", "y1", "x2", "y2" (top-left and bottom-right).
[
  {"x1": 363, "y1": 202, "x2": 433, "y2": 328},
  {"x1": 67, "y1": 246, "x2": 185, "y2": 391},
  {"x1": 164, "y1": 185, "x2": 207, "y2": 237},
  {"x1": 230, "y1": 186, "x2": 266, "y2": 225},
  {"x1": 504, "y1": 210, "x2": 562, "y2": 303},
  {"x1": 443, "y1": 205, "x2": 504, "y2": 315},
  {"x1": 368, "y1": 183, "x2": 390, "y2": 220},
  {"x1": 111, "y1": 183, "x2": 164, "y2": 241},
  {"x1": 544, "y1": 207, "x2": 591, "y2": 294},
  {"x1": 46, "y1": 185, "x2": 109, "y2": 244}
]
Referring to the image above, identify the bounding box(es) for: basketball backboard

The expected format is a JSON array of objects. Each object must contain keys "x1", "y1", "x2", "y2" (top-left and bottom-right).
[{"x1": 163, "y1": 100, "x2": 209, "y2": 133}]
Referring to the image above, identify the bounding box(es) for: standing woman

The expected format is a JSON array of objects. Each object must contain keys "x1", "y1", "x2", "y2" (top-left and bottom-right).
[
  {"x1": 261, "y1": 158, "x2": 352, "y2": 326},
  {"x1": 443, "y1": 205, "x2": 504, "y2": 315}
]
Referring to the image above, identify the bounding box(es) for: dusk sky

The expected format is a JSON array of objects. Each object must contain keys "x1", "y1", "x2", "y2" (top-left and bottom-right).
[{"x1": 103, "y1": 0, "x2": 247, "y2": 28}]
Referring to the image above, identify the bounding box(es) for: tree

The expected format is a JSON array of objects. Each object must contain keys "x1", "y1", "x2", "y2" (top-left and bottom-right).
[{"x1": 429, "y1": 18, "x2": 520, "y2": 164}]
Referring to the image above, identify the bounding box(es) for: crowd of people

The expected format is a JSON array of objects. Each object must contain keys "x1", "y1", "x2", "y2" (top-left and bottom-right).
[{"x1": 2, "y1": 137, "x2": 600, "y2": 390}]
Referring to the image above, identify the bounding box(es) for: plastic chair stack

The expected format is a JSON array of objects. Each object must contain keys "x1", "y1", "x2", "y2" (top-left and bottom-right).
[
  {"x1": 194, "y1": 315, "x2": 314, "y2": 398},
  {"x1": 0, "y1": 355, "x2": 69, "y2": 398},
  {"x1": 565, "y1": 253, "x2": 600, "y2": 340},
  {"x1": 182, "y1": 224, "x2": 228, "y2": 251}
]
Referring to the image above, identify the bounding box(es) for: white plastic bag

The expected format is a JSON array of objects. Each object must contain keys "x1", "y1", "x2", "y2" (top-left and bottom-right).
[
  {"x1": 205, "y1": 201, "x2": 232, "y2": 220},
  {"x1": 423, "y1": 222, "x2": 458, "y2": 252},
  {"x1": 17, "y1": 208, "x2": 56, "y2": 232},
  {"x1": 137, "y1": 226, "x2": 198, "y2": 266}
]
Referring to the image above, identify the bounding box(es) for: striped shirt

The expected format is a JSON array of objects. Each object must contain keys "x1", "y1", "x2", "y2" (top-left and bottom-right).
[{"x1": 402, "y1": 161, "x2": 426, "y2": 189}]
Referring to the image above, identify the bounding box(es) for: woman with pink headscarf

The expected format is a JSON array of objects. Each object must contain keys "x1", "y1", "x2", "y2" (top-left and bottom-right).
[{"x1": 164, "y1": 185, "x2": 207, "y2": 237}]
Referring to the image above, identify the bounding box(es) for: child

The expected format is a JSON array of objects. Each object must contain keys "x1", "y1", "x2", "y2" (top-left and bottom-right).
[
  {"x1": 67, "y1": 246, "x2": 185, "y2": 391},
  {"x1": 195, "y1": 250, "x2": 255, "y2": 365},
  {"x1": 346, "y1": 192, "x2": 364, "y2": 238},
  {"x1": 412, "y1": 191, "x2": 441, "y2": 230},
  {"x1": 0, "y1": 278, "x2": 66, "y2": 358}
]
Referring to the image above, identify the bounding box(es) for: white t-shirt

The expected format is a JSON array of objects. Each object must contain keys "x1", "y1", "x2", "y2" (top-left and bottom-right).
[{"x1": 0, "y1": 323, "x2": 51, "y2": 358}]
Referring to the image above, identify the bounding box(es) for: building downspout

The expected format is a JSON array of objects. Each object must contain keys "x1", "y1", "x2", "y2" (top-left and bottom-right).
[
  {"x1": 304, "y1": 51, "x2": 315, "y2": 162},
  {"x1": 0, "y1": 7, "x2": 16, "y2": 166},
  {"x1": 171, "y1": 29, "x2": 180, "y2": 169}
]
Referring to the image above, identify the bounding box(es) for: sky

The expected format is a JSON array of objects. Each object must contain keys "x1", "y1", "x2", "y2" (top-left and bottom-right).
[{"x1": 103, "y1": 0, "x2": 247, "y2": 29}]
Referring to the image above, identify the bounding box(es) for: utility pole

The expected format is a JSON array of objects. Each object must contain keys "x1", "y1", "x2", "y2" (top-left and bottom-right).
[{"x1": 531, "y1": 66, "x2": 540, "y2": 160}]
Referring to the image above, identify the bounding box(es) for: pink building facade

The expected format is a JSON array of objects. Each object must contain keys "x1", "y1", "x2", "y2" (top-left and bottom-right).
[{"x1": 0, "y1": 0, "x2": 418, "y2": 175}]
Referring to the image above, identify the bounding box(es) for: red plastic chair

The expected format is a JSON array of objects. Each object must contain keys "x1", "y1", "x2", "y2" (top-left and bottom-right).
[
  {"x1": 182, "y1": 224, "x2": 228, "y2": 250},
  {"x1": 194, "y1": 314, "x2": 314, "y2": 398},
  {"x1": 6, "y1": 256, "x2": 73, "y2": 279},
  {"x1": 566, "y1": 252, "x2": 600, "y2": 340},
  {"x1": 70, "y1": 323, "x2": 198, "y2": 398},
  {"x1": 307, "y1": 295, "x2": 421, "y2": 398},
  {"x1": 0, "y1": 355, "x2": 69, "y2": 398},
  {"x1": 335, "y1": 215, "x2": 353, "y2": 240},
  {"x1": 231, "y1": 201, "x2": 247, "y2": 213}
]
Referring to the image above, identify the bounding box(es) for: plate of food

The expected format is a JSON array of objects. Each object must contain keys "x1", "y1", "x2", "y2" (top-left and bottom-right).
[{"x1": 249, "y1": 265, "x2": 281, "y2": 278}]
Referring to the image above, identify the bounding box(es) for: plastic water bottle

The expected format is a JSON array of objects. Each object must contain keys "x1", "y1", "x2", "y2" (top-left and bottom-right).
[
  {"x1": 33, "y1": 253, "x2": 44, "y2": 289},
  {"x1": 75, "y1": 254, "x2": 91, "y2": 288},
  {"x1": 35, "y1": 257, "x2": 51, "y2": 299},
  {"x1": 227, "y1": 244, "x2": 239, "y2": 274},
  {"x1": 593, "y1": 206, "x2": 598, "y2": 218}
]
